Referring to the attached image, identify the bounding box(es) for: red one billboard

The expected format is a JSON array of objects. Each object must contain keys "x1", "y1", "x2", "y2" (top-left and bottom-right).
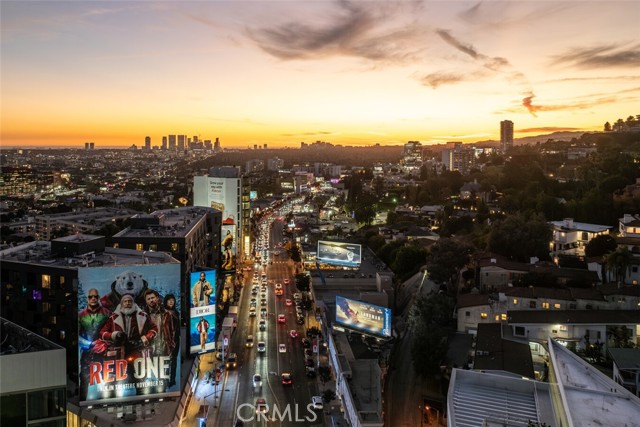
[{"x1": 77, "y1": 264, "x2": 181, "y2": 405}]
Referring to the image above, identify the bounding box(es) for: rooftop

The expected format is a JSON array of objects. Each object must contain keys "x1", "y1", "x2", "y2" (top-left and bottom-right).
[
  {"x1": 0, "y1": 317, "x2": 63, "y2": 355},
  {"x1": 508, "y1": 310, "x2": 640, "y2": 325},
  {"x1": 113, "y1": 206, "x2": 219, "y2": 239},
  {"x1": 548, "y1": 338, "x2": 640, "y2": 427}
]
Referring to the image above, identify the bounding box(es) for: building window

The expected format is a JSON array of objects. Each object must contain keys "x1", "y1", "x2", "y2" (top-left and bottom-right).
[
  {"x1": 515, "y1": 326, "x2": 525, "y2": 336},
  {"x1": 465, "y1": 311, "x2": 470, "y2": 317},
  {"x1": 42, "y1": 274, "x2": 51, "y2": 289},
  {"x1": 171, "y1": 243, "x2": 179, "y2": 252},
  {"x1": 542, "y1": 302, "x2": 550, "y2": 309},
  {"x1": 149, "y1": 244, "x2": 158, "y2": 251},
  {"x1": 554, "y1": 303, "x2": 561, "y2": 309},
  {"x1": 480, "y1": 313, "x2": 488, "y2": 319},
  {"x1": 529, "y1": 301, "x2": 537, "y2": 309},
  {"x1": 560, "y1": 325, "x2": 567, "y2": 331},
  {"x1": 569, "y1": 303, "x2": 577, "y2": 309},
  {"x1": 42, "y1": 302, "x2": 51, "y2": 313},
  {"x1": 113, "y1": 243, "x2": 119, "y2": 248},
  {"x1": 501, "y1": 314, "x2": 507, "y2": 321},
  {"x1": 513, "y1": 298, "x2": 518, "y2": 305},
  {"x1": 136, "y1": 243, "x2": 143, "y2": 251},
  {"x1": 552, "y1": 329, "x2": 558, "y2": 334},
  {"x1": 495, "y1": 315, "x2": 500, "y2": 321}
]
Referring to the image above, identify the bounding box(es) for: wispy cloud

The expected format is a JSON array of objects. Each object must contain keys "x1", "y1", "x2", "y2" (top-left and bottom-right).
[
  {"x1": 281, "y1": 131, "x2": 336, "y2": 137},
  {"x1": 518, "y1": 127, "x2": 582, "y2": 133},
  {"x1": 500, "y1": 89, "x2": 640, "y2": 115},
  {"x1": 247, "y1": 1, "x2": 426, "y2": 64},
  {"x1": 419, "y1": 72, "x2": 468, "y2": 89},
  {"x1": 552, "y1": 43, "x2": 640, "y2": 68}
]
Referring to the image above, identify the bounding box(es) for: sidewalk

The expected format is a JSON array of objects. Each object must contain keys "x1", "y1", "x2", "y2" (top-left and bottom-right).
[{"x1": 316, "y1": 346, "x2": 347, "y2": 427}]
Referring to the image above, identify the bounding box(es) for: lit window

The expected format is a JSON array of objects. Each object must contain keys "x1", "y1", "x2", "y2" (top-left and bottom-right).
[
  {"x1": 560, "y1": 325, "x2": 567, "y2": 331},
  {"x1": 59, "y1": 276, "x2": 65, "y2": 286},
  {"x1": 480, "y1": 313, "x2": 488, "y2": 319},
  {"x1": 513, "y1": 298, "x2": 518, "y2": 305},
  {"x1": 42, "y1": 274, "x2": 51, "y2": 289},
  {"x1": 501, "y1": 314, "x2": 507, "y2": 321},
  {"x1": 149, "y1": 244, "x2": 158, "y2": 251},
  {"x1": 136, "y1": 243, "x2": 143, "y2": 251},
  {"x1": 554, "y1": 303, "x2": 561, "y2": 309},
  {"x1": 542, "y1": 302, "x2": 550, "y2": 309},
  {"x1": 171, "y1": 243, "x2": 179, "y2": 252},
  {"x1": 113, "y1": 243, "x2": 119, "y2": 248},
  {"x1": 495, "y1": 315, "x2": 500, "y2": 321}
]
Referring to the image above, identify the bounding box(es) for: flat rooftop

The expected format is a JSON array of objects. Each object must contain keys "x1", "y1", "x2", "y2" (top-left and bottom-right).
[
  {"x1": 548, "y1": 338, "x2": 640, "y2": 427},
  {"x1": 0, "y1": 317, "x2": 63, "y2": 354},
  {"x1": 114, "y1": 207, "x2": 217, "y2": 239},
  {"x1": 0, "y1": 239, "x2": 177, "y2": 269},
  {"x1": 350, "y1": 359, "x2": 383, "y2": 422}
]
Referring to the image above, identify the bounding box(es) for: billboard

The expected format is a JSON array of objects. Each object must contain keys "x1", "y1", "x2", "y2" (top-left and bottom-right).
[
  {"x1": 189, "y1": 270, "x2": 217, "y2": 354},
  {"x1": 335, "y1": 296, "x2": 392, "y2": 338},
  {"x1": 77, "y1": 264, "x2": 181, "y2": 405},
  {"x1": 317, "y1": 241, "x2": 362, "y2": 268},
  {"x1": 221, "y1": 219, "x2": 236, "y2": 272}
]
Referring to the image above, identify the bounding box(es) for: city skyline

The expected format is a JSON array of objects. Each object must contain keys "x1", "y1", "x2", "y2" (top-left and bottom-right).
[{"x1": 2, "y1": 1, "x2": 638, "y2": 149}]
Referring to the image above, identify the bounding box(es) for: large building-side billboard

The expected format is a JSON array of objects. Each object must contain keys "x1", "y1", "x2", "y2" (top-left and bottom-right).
[
  {"x1": 189, "y1": 270, "x2": 217, "y2": 354},
  {"x1": 77, "y1": 264, "x2": 181, "y2": 405},
  {"x1": 335, "y1": 296, "x2": 392, "y2": 338},
  {"x1": 317, "y1": 241, "x2": 362, "y2": 268}
]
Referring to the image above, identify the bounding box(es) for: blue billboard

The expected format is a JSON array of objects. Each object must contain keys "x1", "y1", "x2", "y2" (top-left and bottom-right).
[
  {"x1": 335, "y1": 296, "x2": 392, "y2": 338},
  {"x1": 317, "y1": 241, "x2": 362, "y2": 268},
  {"x1": 189, "y1": 270, "x2": 217, "y2": 354}
]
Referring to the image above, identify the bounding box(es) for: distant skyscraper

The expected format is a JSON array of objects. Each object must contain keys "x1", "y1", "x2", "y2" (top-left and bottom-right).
[
  {"x1": 162, "y1": 136, "x2": 167, "y2": 150},
  {"x1": 214, "y1": 138, "x2": 220, "y2": 152},
  {"x1": 177, "y1": 135, "x2": 186, "y2": 151},
  {"x1": 144, "y1": 136, "x2": 151, "y2": 150},
  {"x1": 500, "y1": 120, "x2": 514, "y2": 152},
  {"x1": 168, "y1": 135, "x2": 176, "y2": 150}
]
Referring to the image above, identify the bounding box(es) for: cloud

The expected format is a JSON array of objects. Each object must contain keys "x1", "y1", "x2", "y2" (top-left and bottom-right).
[
  {"x1": 247, "y1": 1, "x2": 426, "y2": 64},
  {"x1": 419, "y1": 72, "x2": 468, "y2": 89},
  {"x1": 281, "y1": 131, "x2": 336, "y2": 137},
  {"x1": 518, "y1": 127, "x2": 583, "y2": 133},
  {"x1": 552, "y1": 43, "x2": 640, "y2": 68}
]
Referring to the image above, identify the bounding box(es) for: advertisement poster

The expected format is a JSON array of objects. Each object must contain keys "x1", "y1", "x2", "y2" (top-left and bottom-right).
[
  {"x1": 77, "y1": 264, "x2": 181, "y2": 405},
  {"x1": 317, "y1": 241, "x2": 362, "y2": 268},
  {"x1": 189, "y1": 270, "x2": 217, "y2": 354},
  {"x1": 335, "y1": 296, "x2": 392, "y2": 337}
]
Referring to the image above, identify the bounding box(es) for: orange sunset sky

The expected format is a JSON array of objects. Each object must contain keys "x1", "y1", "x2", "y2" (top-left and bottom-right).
[{"x1": 1, "y1": 1, "x2": 639, "y2": 148}]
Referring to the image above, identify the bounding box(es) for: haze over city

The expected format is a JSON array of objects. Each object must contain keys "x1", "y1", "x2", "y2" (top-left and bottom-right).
[{"x1": 2, "y1": 0, "x2": 639, "y2": 148}]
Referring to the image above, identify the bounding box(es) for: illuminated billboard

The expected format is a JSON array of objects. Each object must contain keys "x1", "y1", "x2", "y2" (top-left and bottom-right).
[
  {"x1": 189, "y1": 270, "x2": 217, "y2": 354},
  {"x1": 77, "y1": 264, "x2": 181, "y2": 405},
  {"x1": 317, "y1": 241, "x2": 362, "y2": 268},
  {"x1": 250, "y1": 190, "x2": 258, "y2": 200},
  {"x1": 335, "y1": 296, "x2": 392, "y2": 337}
]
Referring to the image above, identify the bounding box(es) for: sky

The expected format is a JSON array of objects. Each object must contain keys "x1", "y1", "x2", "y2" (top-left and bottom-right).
[{"x1": 1, "y1": 1, "x2": 639, "y2": 149}]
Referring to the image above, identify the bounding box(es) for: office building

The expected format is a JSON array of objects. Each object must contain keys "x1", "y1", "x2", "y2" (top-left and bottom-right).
[
  {"x1": 441, "y1": 142, "x2": 476, "y2": 175},
  {"x1": 500, "y1": 120, "x2": 514, "y2": 152},
  {"x1": 144, "y1": 136, "x2": 151, "y2": 150}
]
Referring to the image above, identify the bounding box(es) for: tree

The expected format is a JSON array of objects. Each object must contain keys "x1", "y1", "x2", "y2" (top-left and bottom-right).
[
  {"x1": 295, "y1": 273, "x2": 310, "y2": 292},
  {"x1": 604, "y1": 121, "x2": 612, "y2": 132},
  {"x1": 605, "y1": 247, "x2": 633, "y2": 284},
  {"x1": 426, "y1": 239, "x2": 474, "y2": 288},
  {"x1": 289, "y1": 244, "x2": 302, "y2": 264},
  {"x1": 487, "y1": 213, "x2": 551, "y2": 262},
  {"x1": 585, "y1": 235, "x2": 617, "y2": 258},
  {"x1": 391, "y1": 245, "x2": 427, "y2": 281}
]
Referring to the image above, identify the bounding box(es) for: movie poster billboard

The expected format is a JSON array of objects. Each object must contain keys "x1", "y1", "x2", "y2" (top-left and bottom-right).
[
  {"x1": 335, "y1": 296, "x2": 392, "y2": 338},
  {"x1": 221, "y1": 219, "x2": 236, "y2": 272},
  {"x1": 317, "y1": 241, "x2": 362, "y2": 268},
  {"x1": 189, "y1": 270, "x2": 217, "y2": 354},
  {"x1": 77, "y1": 264, "x2": 181, "y2": 405}
]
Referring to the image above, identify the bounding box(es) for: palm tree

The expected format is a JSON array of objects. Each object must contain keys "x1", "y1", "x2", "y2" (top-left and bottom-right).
[{"x1": 605, "y1": 247, "x2": 633, "y2": 285}]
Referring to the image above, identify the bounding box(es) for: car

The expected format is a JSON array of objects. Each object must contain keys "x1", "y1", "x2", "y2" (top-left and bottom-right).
[
  {"x1": 259, "y1": 319, "x2": 266, "y2": 331},
  {"x1": 304, "y1": 348, "x2": 313, "y2": 357},
  {"x1": 296, "y1": 316, "x2": 305, "y2": 325},
  {"x1": 281, "y1": 372, "x2": 292, "y2": 385},
  {"x1": 250, "y1": 297, "x2": 257, "y2": 304},
  {"x1": 275, "y1": 288, "x2": 284, "y2": 296},
  {"x1": 249, "y1": 307, "x2": 256, "y2": 316},
  {"x1": 293, "y1": 292, "x2": 301, "y2": 301},
  {"x1": 275, "y1": 283, "x2": 282, "y2": 290},
  {"x1": 277, "y1": 314, "x2": 286, "y2": 323},
  {"x1": 306, "y1": 367, "x2": 317, "y2": 378},
  {"x1": 302, "y1": 338, "x2": 311, "y2": 348},
  {"x1": 260, "y1": 308, "x2": 267, "y2": 318},
  {"x1": 257, "y1": 342, "x2": 266, "y2": 353},
  {"x1": 283, "y1": 278, "x2": 290, "y2": 285},
  {"x1": 245, "y1": 335, "x2": 254, "y2": 348},
  {"x1": 304, "y1": 358, "x2": 314, "y2": 367},
  {"x1": 285, "y1": 298, "x2": 293, "y2": 306},
  {"x1": 250, "y1": 301, "x2": 257, "y2": 308},
  {"x1": 256, "y1": 398, "x2": 267, "y2": 413},
  {"x1": 226, "y1": 353, "x2": 238, "y2": 369},
  {"x1": 311, "y1": 396, "x2": 324, "y2": 410},
  {"x1": 279, "y1": 343, "x2": 286, "y2": 353},
  {"x1": 289, "y1": 329, "x2": 298, "y2": 339},
  {"x1": 252, "y1": 373, "x2": 262, "y2": 388},
  {"x1": 251, "y1": 288, "x2": 258, "y2": 295},
  {"x1": 260, "y1": 297, "x2": 267, "y2": 305}
]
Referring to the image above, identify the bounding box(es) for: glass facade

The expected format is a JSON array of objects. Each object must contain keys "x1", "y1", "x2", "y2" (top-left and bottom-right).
[{"x1": 0, "y1": 387, "x2": 65, "y2": 426}]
